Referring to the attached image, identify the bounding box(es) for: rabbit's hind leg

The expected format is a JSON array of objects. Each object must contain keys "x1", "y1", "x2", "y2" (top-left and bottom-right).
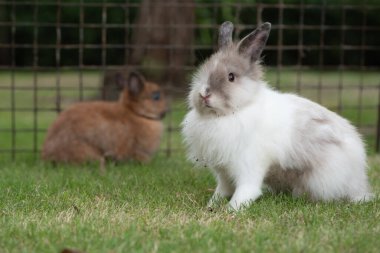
[
  {"x1": 300, "y1": 149, "x2": 371, "y2": 202},
  {"x1": 69, "y1": 141, "x2": 105, "y2": 172}
]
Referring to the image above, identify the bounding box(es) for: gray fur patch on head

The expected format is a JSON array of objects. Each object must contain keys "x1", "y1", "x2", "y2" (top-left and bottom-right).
[
  {"x1": 205, "y1": 46, "x2": 264, "y2": 82},
  {"x1": 201, "y1": 47, "x2": 264, "y2": 108},
  {"x1": 207, "y1": 67, "x2": 230, "y2": 102}
]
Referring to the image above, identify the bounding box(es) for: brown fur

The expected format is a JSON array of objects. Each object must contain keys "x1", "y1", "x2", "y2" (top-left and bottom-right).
[{"x1": 41, "y1": 72, "x2": 167, "y2": 168}]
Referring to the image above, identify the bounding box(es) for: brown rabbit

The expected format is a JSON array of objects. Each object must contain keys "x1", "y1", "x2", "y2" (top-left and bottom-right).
[{"x1": 41, "y1": 71, "x2": 167, "y2": 169}]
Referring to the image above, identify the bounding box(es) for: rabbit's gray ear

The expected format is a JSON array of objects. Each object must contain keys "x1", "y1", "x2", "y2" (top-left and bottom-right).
[
  {"x1": 238, "y1": 22, "x2": 271, "y2": 63},
  {"x1": 127, "y1": 72, "x2": 145, "y2": 97},
  {"x1": 218, "y1": 21, "x2": 234, "y2": 50}
]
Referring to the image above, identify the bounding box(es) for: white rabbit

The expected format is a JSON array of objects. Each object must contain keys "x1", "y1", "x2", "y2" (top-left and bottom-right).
[{"x1": 182, "y1": 21, "x2": 373, "y2": 211}]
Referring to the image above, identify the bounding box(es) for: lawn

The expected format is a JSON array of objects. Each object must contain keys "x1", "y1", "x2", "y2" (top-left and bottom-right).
[
  {"x1": 0, "y1": 155, "x2": 379, "y2": 253},
  {"x1": 0, "y1": 69, "x2": 380, "y2": 252}
]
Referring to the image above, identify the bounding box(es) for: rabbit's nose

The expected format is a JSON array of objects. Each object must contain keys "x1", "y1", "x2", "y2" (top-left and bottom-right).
[{"x1": 199, "y1": 93, "x2": 211, "y2": 101}]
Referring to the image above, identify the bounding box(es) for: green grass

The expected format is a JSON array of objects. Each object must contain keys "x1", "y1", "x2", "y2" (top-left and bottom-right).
[{"x1": 0, "y1": 155, "x2": 379, "y2": 253}]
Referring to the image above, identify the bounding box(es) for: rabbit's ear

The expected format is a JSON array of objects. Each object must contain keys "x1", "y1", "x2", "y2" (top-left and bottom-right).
[
  {"x1": 114, "y1": 72, "x2": 127, "y2": 90},
  {"x1": 218, "y1": 21, "x2": 234, "y2": 50},
  {"x1": 237, "y1": 22, "x2": 271, "y2": 63},
  {"x1": 127, "y1": 72, "x2": 145, "y2": 97}
]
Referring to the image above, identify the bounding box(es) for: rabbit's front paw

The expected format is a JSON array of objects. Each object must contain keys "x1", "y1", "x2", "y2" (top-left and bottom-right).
[
  {"x1": 228, "y1": 184, "x2": 262, "y2": 211},
  {"x1": 207, "y1": 177, "x2": 235, "y2": 211}
]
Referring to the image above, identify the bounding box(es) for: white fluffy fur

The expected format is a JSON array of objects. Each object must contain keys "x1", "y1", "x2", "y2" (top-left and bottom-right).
[{"x1": 182, "y1": 74, "x2": 373, "y2": 211}]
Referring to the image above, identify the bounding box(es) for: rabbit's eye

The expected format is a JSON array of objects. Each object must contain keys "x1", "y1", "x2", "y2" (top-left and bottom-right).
[
  {"x1": 228, "y1": 73, "x2": 235, "y2": 82},
  {"x1": 151, "y1": 91, "x2": 161, "y2": 101}
]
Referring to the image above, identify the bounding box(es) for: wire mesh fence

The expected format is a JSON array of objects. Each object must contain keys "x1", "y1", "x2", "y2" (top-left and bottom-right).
[{"x1": 0, "y1": 0, "x2": 380, "y2": 161}]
